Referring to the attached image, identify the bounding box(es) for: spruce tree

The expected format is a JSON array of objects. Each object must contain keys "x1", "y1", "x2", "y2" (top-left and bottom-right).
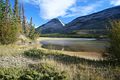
[
  {"x1": 14, "y1": 0, "x2": 22, "y2": 34},
  {"x1": 14, "y1": 0, "x2": 19, "y2": 18},
  {"x1": 28, "y1": 17, "x2": 36, "y2": 39},
  {"x1": 0, "y1": 0, "x2": 18, "y2": 44},
  {"x1": 21, "y1": 3, "x2": 27, "y2": 35}
]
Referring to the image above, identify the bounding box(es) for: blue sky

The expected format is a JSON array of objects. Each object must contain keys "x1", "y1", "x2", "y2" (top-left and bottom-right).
[{"x1": 10, "y1": 0, "x2": 120, "y2": 27}]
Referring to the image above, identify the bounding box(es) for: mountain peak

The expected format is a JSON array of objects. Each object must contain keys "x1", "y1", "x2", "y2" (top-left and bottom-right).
[
  {"x1": 36, "y1": 18, "x2": 65, "y2": 34},
  {"x1": 49, "y1": 18, "x2": 65, "y2": 26}
]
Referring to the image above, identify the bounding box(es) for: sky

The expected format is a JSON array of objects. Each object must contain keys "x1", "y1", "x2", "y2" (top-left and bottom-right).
[{"x1": 10, "y1": 0, "x2": 120, "y2": 27}]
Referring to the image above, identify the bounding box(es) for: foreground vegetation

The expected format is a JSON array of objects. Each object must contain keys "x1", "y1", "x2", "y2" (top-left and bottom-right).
[
  {"x1": 0, "y1": 47, "x2": 119, "y2": 80},
  {"x1": 0, "y1": 63, "x2": 67, "y2": 80}
]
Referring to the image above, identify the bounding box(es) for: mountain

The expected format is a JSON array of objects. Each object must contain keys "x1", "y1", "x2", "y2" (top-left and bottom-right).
[
  {"x1": 65, "y1": 6, "x2": 120, "y2": 34},
  {"x1": 36, "y1": 6, "x2": 120, "y2": 35},
  {"x1": 36, "y1": 18, "x2": 65, "y2": 34}
]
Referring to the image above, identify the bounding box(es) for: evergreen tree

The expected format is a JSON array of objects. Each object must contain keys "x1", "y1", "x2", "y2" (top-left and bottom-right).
[
  {"x1": 14, "y1": 0, "x2": 22, "y2": 34},
  {"x1": 28, "y1": 17, "x2": 36, "y2": 39},
  {"x1": 5, "y1": 0, "x2": 9, "y2": 17},
  {"x1": 30, "y1": 17, "x2": 32, "y2": 27},
  {"x1": 14, "y1": 0, "x2": 19, "y2": 18},
  {"x1": 21, "y1": 3, "x2": 27, "y2": 35},
  {"x1": 0, "y1": 0, "x2": 18, "y2": 44}
]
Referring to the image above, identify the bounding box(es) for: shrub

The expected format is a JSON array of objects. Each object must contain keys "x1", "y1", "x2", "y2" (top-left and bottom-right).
[
  {"x1": 0, "y1": 63, "x2": 67, "y2": 80},
  {"x1": 108, "y1": 20, "x2": 120, "y2": 58},
  {"x1": 24, "y1": 49, "x2": 45, "y2": 59}
]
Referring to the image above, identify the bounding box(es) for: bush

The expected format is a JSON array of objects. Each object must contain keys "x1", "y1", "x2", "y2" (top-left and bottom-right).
[
  {"x1": 24, "y1": 49, "x2": 46, "y2": 59},
  {"x1": 29, "y1": 63, "x2": 67, "y2": 80},
  {"x1": 108, "y1": 20, "x2": 120, "y2": 58},
  {"x1": 0, "y1": 63, "x2": 67, "y2": 80}
]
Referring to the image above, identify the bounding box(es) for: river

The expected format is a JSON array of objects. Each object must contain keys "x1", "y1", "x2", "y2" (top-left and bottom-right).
[{"x1": 40, "y1": 37, "x2": 108, "y2": 52}]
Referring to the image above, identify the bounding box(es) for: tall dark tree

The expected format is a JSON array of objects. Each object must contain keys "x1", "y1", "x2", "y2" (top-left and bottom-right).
[
  {"x1": 28, "y1": 17, "x2": 36, "y2": 39},
  {"x1": 21, "y1": 3, "x2": 27, "y2": 35},
  {"x1": 5, "y1": 0, "x2": 9, "y2": 18},
  {"x1": 14, "y1": 0, "x2": 22, "y2": 34},
  {"x1": 30, "y1": 17, "x2": 32, "y2": 27},
  {"x1": 14, "y1": 0, "x2": 19, "y2": 18}
]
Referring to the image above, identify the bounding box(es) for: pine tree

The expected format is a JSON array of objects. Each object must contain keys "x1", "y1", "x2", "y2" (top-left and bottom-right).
[
  {"x1": 14, "y1": 0, "x2": 19, "y2": 18},
  {"x1": 28, "y1": 17, "x2": 36, "y2": 39},
  {"x1": 5, "y1": 0, "x2": 9, "y2": 17},
  {"x1": 30, "y1": 17, "x2": 32, "y2": 27},
  {"x1": 14, "y1": 0, "x2": 22, "y2": 34},
  {"x1": 0, "y1": 0, "x2": 18, "y2": 44},
  {"x1": 21, "y1": 3, "x2": 27, "y2": 35}
]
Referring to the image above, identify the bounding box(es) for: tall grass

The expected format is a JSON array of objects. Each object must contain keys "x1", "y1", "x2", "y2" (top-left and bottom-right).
[
  {"x1": 23, "y1": 49, "x2": 120, "y2": 80},
  {"x1": 0, "y1": 44, "x2": 41, "y2": 56}
]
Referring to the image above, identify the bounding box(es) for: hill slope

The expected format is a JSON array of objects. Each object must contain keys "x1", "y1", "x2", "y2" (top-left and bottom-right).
[
  {"x1": 36, "y1": 6, "x2": 120, "y2": 35},
  {"x1": 65, "y1": 6, "x2": 120, "y2": 34}
]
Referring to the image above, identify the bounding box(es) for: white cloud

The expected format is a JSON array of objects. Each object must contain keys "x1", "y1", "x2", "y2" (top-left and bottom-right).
[
  {"x1": 40, "y1": 0, "x2": 76, "y2": 19},
  {"x1": 110, "y1": 0, "x2": 120, "y2": 6},
  {"x1": 23, "y1": 0, "x2": 102, "y2": 20},
  {"x1": 64, "y1": 3, "x2": 100, "y2": 18},
  {"x1": 23, "y1": 0, "x2": 76, "y2": 19}
]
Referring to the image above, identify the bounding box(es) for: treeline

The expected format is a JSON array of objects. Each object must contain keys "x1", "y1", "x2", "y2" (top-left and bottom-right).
[{"x1": 0, "y1": 0, "x2": 38, "y2": 45}]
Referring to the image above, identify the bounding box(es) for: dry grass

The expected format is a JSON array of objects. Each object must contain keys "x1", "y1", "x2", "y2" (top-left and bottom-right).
[
  {"x1": 0, "y1": 45, "x2": 24, "y2": 56},
  {"x1": 0, "y1": 44, "x2": 119, "y2": 80},
  {"x1": 23, "y1": 49, "x2": 120, "y2": 80},
  {"x1": 0, "y1": 43, "x2": 41, "y2": 56},
  {"x1": 35, "y1": 58, "x2": 120, "y2": 80}
]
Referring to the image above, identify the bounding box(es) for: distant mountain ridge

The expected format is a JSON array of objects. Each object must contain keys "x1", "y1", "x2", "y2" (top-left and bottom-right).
[{"x1": 36, "y1": 6, "x2": 120, "y2": 34}]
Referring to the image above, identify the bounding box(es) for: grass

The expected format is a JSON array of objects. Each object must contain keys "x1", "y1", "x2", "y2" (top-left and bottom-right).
[
  {"x1": 0, "y1": 43, "x2": 41, "y2": 56},
  {"x1": 23, "y1": 49, "x2": 120, "y2": 80},
  {"x1": 0, "y1": 44, "x2": 120, "y2": 80},
  {"x1": 0, "y1": 45, "x2": 25, "y2": 56}
]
